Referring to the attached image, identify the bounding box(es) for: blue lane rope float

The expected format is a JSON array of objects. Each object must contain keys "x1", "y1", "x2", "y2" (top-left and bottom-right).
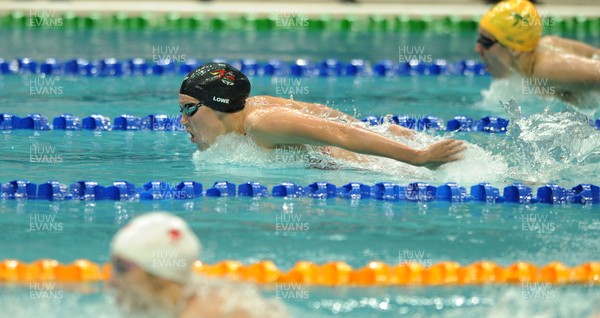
[
  {"x1": 0, "y1": 57, "x2": 488, "y2": 77},
  {"x1": 0, "y1": 113, "x2": 185, "y2": 131},
  {"x1": 1, "y1": 180, "x2": 598, "y2": 204},
  {"x1": 2, "y1": 113, "x2": 599, "y2": 133}
]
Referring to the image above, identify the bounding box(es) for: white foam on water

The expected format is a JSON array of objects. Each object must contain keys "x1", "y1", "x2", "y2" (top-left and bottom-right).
[
  {"x1": 478, "y1": 76, "x2": 600, "y2": 118},
  {"x1": 435, "y1": 143, "x2": 508, "y2": 185},
  {"x1": 1, "y1": 278, "x2": 289, "y2": 318},
  {"x1": 495, "y1": 99, "x2": 600, "y2": 184},
  {"x1": 475, "y1": 80, "x2": 600, "y2": 184},
  {"x1": 485, "y1": 287, "x2": 600, "y2": 318},
  {"x1": 1, "y1": 290, "x2": 120, "y2": 318},
  {"x1": 192, "y1": 133, "x2": 292, "y2": 169}
]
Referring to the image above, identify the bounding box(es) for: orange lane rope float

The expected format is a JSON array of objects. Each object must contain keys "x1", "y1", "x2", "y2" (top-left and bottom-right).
[{"x1": 1, "y1": 259, "x2": 599, "y2": 286}]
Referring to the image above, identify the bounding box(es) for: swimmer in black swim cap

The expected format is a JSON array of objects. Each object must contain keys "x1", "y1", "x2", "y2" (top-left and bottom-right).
[
  {"x1": 179, "y1": 62, "x2": 250, "y2": 114},
  {"x1": 179, "y1": 62, "x2": 466, "y2": 169}
]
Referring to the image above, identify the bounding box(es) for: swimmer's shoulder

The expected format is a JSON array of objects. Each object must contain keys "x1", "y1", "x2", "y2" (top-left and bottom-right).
[
  {"x1": 244, "y1": 96, "x2": 278, "y2": 128},
  {"x1": 538, "y1": 35, "x2": 599, "y2": 59},
  {"x1": 535, "y1": 36, "x2": 566, "y2": 57},
  {"x1": 244, "y1": 96, "x2": 302, "y2": 124},
  {"x1": 539, "y1": 35, "x2": 560, "y2": 47},
  {"x1": 181, "y1": 278, "x2": 290, "y2": 318},
  {"x1": 246, "y1": 95, "x2": 286, "y2": 107}
]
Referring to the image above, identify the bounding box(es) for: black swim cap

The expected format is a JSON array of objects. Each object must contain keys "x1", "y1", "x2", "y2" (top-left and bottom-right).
[{"x1": 179, "y1": 62, "x2": 251, "y2": 113}]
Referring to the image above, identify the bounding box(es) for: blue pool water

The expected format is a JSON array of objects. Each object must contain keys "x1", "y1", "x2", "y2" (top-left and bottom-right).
[
  {"x1": 1, "y1": 29, "x2": 600, "y2": 317},
  {"x1": 1, "y1": 29, "x2": 486, "y2": 61}
]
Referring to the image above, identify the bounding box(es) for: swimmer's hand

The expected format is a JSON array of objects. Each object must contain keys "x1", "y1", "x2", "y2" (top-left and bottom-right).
[{"x1": 416, "y1": 139, "x2": 466, "y2": 170}]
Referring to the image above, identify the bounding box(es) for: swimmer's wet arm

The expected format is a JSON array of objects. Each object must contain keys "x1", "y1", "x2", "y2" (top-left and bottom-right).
[
  {"x1": 281, "y1": 98, "x2": 416, "y2": 138},
  {"x1": 246, "y1": 110, "x2": 462, "y2": 166},
  {"x1": 534, "y1": 53, "x2": 600, "y2": 91}
]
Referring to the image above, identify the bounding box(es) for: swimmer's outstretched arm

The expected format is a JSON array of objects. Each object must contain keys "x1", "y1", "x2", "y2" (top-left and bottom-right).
[
  {"x1": 246, "y1": 108, "x2": 465, "y2": 168},
  {"x1": 534, "y1": 52, "x2": 600, "y2": 91},
  {"x1": 280, "y1": 98, "x2": 415, "y2": 138}
]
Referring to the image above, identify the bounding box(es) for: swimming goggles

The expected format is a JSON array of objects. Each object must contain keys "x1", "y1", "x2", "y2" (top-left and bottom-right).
[
  {"x1": 180, "y1": 102, "x2": 202, "y2": 117},
  {"x1": 112, "y1": 257, "x2": 137, "y2": 276},
  {"x1": 477, "y1": 33, "x2": 499, "y2": 50}
]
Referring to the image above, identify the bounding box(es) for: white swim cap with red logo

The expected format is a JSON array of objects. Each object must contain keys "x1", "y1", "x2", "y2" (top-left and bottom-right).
[{"x1": 110, "y1": 212, "x2": 201, "y2": 284}]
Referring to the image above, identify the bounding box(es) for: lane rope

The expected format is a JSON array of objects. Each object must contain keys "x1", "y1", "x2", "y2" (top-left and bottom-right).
[
  {"x1": 2, "y1": 259, "x2": 599, "y2": 285},
  {"x1": 2, "y1": 112, "x2": 599, "y2": 132},
  {"x1": 0, "y1": 57, "x2": 487, "y2": 77},
  {"x1": 2, "y1": 180, "x2": 599, "y2": 204}
]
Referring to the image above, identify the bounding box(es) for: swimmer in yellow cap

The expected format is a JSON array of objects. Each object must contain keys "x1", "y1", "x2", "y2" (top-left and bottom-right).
[
  {"x1": 477, "y1": 0, "x2": 600, "y2": 106},
  {"x1": 109, "y1": 212, "x2": 289, "y2": 318}
]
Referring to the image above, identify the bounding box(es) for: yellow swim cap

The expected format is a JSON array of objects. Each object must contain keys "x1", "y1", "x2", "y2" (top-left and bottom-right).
[{"x1": 479, "y1": 0, "x2": 542, "y2": 52}]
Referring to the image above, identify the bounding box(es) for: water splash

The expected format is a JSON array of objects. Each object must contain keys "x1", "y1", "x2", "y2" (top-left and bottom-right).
[
  {"x1": 486, "y1": 287, "x2": 600, "y2": 318},
  {"x1": 192, "y1": 134, "x2": 338, "y2": 170},
  {"x1": 494, "y1": 99, "x2": 600, "y2": 184},
  {"x1": 479, "y1": 77, "x2": 599, "y2": 117}
]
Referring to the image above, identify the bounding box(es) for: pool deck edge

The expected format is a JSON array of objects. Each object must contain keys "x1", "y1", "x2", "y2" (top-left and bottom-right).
[{"x1": 1, "y1": 1, "x2": 599, "y2": 18}]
